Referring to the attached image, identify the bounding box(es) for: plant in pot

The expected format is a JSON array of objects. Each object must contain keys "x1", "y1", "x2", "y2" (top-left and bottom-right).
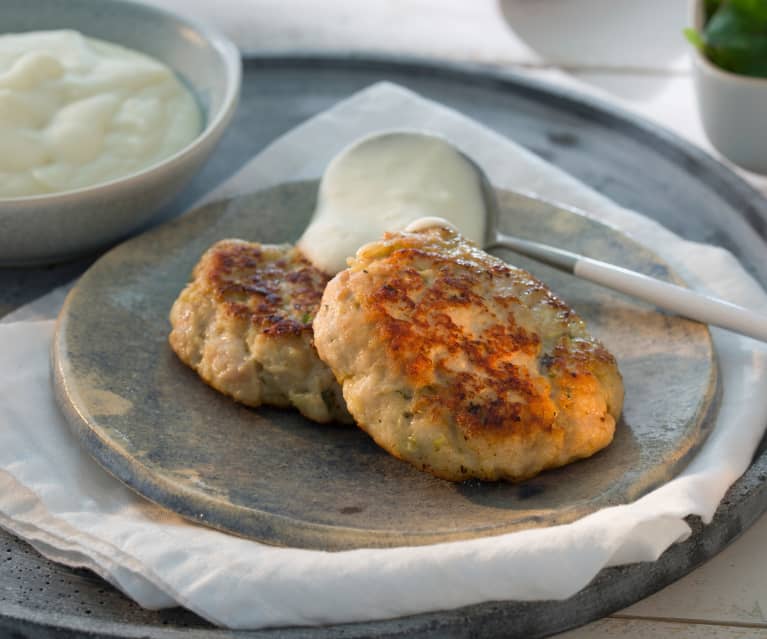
[{"x1": 685, "y1": 0, "x2": 767, "y2": 173}]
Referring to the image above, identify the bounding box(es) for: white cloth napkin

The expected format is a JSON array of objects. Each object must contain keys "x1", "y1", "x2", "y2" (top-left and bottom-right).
[{"x1": 1, "y1": 83, "x2": 767, "y2": 629}]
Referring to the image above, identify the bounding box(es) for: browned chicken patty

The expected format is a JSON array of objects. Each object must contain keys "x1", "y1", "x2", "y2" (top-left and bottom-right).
[
  {"x1": 169, "y1": 239, "x2": 351, "y2": 423},
  {"x1": 313, "y1": 226, "x2": 624, "y2": 481}
]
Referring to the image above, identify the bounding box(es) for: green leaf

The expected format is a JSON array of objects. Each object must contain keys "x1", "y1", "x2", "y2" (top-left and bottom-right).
[
  {"x1": 729, "y1": 0, "x2": 767, "y2": 23},
  {"x1": 698, "y1": 0, "x2": 767, "y2": 77},
  {"x1": 684, "y1": 27, "x2": 706, "y2": 50},
  {"x1": 704, "y1": 0, "x2": 725, "y2": 21}
]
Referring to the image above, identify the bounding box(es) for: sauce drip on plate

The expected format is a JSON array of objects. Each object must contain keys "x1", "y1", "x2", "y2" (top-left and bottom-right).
[{"x1": 297, "y1": 132, "x2": 486, "y2": 274}]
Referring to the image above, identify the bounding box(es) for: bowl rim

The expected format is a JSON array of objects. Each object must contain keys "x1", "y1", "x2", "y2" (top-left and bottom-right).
[
  {"x1": 688, "y1": 0, "x2": 767, "y2": 87},
  {"x1": 0, "y1": 0, "x2": 242, "y2": 206}
]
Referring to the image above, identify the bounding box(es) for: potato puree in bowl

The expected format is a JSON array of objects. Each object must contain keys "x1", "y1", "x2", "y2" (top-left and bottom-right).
[{"x1": 0, "y1": 30, "x2": 201, "y2": 198}]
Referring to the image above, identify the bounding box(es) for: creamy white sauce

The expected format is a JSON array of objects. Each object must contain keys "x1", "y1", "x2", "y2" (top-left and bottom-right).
[
  {"x1": 297, "y1": 132, "x2": 486, "y2": 274},
  {"x1": 0, "y1": 30, "x2": 202, "y2": 198}
]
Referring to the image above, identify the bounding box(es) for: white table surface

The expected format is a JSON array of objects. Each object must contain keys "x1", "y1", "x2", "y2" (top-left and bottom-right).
[{"x1": 87, "y1": 0, "x2": 767, "y2": 635}]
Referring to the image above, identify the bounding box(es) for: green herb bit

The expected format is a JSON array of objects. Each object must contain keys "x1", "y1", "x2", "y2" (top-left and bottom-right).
[{"x1": 685, "y1": 0, "x2": 767, "y2": 78}]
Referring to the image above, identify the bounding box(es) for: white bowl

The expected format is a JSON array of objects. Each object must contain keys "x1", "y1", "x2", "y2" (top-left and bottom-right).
[
  {"x1": 0, "y1": 0, "x2": 242, "y2": 266},
  {"x1": 690, "y1": 0, "x2": 767, "y2": 174}
]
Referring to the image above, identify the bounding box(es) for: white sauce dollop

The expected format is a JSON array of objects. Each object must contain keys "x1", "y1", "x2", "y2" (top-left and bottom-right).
[
  {"x1": 0, "y1": 30, "x2": 202, "y2": 198},
  {"x1": 297, "y1": 132, "x2": 486, "y2": 274}
]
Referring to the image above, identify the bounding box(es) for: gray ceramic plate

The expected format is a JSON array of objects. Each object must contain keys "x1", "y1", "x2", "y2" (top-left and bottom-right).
[{"x1": 52, "y1": 181, "x2": 719, "y2": 551}]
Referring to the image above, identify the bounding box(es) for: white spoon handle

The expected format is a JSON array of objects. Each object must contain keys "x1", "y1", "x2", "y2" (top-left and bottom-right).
[
  {"x1": 576, "y1": 257, "x2": 767, "y2": 342},
  {"x1": 491, "y1": 234, "x2": 767, "y2": 342}
]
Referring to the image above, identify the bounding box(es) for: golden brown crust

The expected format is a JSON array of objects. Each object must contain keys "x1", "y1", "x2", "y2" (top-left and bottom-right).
[
  {"x1": 202, "y1": 239, "x2": 328, "y2": 337},
  {"x1": 314, "y1": 226, "x2": 624, "y2": 481},
  {"x1": 357, "y1": 230, "x2": 608, "y2": 444},
  {"x1": 169, "y1": 239, "x2": 351, "y2": 424}
]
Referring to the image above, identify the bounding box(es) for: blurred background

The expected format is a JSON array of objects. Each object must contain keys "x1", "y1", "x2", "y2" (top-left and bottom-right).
[{"x1": 150, "y1": 0, "x2": 767, "y2": 195}]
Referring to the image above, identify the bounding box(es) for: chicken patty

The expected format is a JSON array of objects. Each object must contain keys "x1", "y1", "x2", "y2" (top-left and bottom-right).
[
  {"x1": 313, "y1": 226, "x2": 624, "y2": 481},
  {"x1": 169, "y1": 239, "x2": 351, "y2": 423}
]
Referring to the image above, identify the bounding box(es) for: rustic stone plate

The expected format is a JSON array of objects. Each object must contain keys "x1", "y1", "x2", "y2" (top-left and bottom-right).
[{"x1": 52, "y1": 181, "x2": 719, "y2": 551}]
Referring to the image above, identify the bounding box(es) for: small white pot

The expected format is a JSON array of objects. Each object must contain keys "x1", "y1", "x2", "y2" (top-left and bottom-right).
[{"x1": 690, "y1": 0, "x2": 767, "y2": 173}]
